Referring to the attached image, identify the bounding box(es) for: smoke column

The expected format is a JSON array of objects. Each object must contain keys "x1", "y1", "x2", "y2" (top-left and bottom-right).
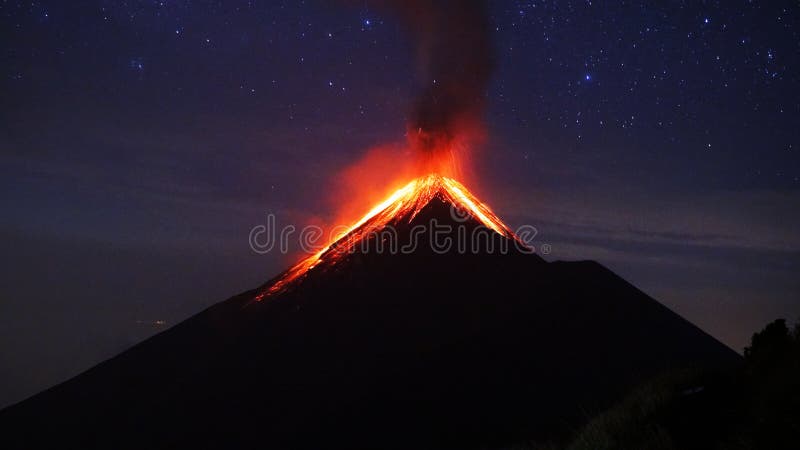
[{"x1": 378, "y1": 0, "x2": 495, "y2": 153}]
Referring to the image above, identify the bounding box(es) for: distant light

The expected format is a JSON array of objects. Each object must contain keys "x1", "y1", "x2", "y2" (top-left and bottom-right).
[
  {"x1": 704, "y1": 17, "x2": 710, "y2": 24},
  {"x1": 585, "y1": 74, "x2": 591, "y2": 81},
  {"x1": 136, "y1": 319, "x2": 167, "y2": 326}
]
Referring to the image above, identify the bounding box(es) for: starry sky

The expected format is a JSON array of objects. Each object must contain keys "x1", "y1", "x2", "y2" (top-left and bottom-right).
[{"x1": 1, "y1": 0, "x2": 799, "y2": 408}]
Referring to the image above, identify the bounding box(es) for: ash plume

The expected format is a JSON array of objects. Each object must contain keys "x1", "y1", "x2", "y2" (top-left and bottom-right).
[{"x1": 378, "y1": 0, "x2": 495, "y2": 152}]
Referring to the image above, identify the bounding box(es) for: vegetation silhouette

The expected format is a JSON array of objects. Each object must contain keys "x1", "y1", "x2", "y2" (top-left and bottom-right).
[{"x1": 516, "y1": 318, "x2": 800, "y2": 450}]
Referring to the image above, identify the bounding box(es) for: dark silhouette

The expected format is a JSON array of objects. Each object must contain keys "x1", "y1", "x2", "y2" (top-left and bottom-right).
[
  {"x1": 517, "y1": 318, "x2": 800, "y2": 450},
  {"x1": 0, "y1": 195, "x2": 740, "y2": 449},
  {"x1": 741, "y1": 318, "x2": 800, "y2": 449},
  {"x1": 744, "y1": 319, "x2": 799, "y2": 372}
]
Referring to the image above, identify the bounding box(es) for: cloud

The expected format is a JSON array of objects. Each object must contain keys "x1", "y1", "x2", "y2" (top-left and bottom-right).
[{"x1": 501, "y1": 187, "x2": 800, "y2": 254}]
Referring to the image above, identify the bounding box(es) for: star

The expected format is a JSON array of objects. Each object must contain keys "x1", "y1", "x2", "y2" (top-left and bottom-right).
[{"x1": 129, "y1": 58, "x2": 144, "y2": 71}]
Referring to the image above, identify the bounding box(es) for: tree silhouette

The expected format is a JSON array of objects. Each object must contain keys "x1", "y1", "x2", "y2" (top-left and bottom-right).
[
  {"x1": 742, "y1": 318, "x2": 800, "y2": 450},
  {"x1": 744, "y1": 319, "x2": 795, "y2": 372}
]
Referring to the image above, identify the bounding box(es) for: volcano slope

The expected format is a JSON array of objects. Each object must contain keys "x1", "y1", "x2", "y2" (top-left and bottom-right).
[{"x1": 0, "y1": 183, "x2": 740, "y2": 449}]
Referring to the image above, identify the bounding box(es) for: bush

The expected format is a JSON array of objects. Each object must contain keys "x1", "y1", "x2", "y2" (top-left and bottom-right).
[{"x1": 510, "y1": 317, "x2": 800, "y2": 450}]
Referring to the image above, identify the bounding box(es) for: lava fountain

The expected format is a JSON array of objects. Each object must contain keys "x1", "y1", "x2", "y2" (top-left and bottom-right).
[
  {"x1": 253, "y1": 0, "x2": 506, "y2": 300},
  {"x1": 254, "y1": 169, "x2": 519, "y2": 301}
]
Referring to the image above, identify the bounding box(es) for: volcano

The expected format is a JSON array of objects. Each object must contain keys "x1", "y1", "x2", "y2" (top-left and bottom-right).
[{"x1": 0, "y1": 175, "x2": 739, "y2": 449}]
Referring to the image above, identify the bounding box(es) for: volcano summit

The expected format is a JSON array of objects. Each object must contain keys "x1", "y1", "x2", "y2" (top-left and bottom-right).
[
  {"x1": 255, "y1": 174, "x2": 526, "y2": 299},
  {"x1": 0, "y1": 175, "x2": 739, "y2": 449}
]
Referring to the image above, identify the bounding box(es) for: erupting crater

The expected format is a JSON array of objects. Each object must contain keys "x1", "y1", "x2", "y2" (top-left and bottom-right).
[{"x1": 255, "y1": 174, "x2": 518, "y2": 300}]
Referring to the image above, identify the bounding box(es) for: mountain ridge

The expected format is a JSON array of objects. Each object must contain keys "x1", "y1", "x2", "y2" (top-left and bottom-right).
[{"x1": 0, "y1": 182, "x2": 740, "y2": 449}]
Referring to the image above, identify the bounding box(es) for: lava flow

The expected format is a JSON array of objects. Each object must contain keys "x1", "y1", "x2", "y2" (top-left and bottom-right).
[
  {"x1": 249, "y1": 0, "x2": 506, "y2": 301},
  {"x1": 254, "y1": 174, "x2": 517, "y2": 300}
]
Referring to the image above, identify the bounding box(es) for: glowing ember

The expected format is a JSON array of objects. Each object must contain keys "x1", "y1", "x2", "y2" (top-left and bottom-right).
[{"x1": 254, "y1": 174, "x2": 518, "y2": 300}]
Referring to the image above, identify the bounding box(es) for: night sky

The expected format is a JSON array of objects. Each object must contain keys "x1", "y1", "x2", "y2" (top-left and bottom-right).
[{"x1": 1, "y1": 0, "x2": 799, "y2": 408}]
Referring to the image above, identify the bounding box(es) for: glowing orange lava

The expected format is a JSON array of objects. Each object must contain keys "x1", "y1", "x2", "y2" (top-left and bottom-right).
[{"x1": 254, "y1": 174, "x2": 517, "y2": 300}]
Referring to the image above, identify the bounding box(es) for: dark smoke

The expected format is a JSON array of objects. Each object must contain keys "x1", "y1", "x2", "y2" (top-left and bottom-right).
[{"x1": 378, "y1": 0, "x2": 495, "y2": 152}]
